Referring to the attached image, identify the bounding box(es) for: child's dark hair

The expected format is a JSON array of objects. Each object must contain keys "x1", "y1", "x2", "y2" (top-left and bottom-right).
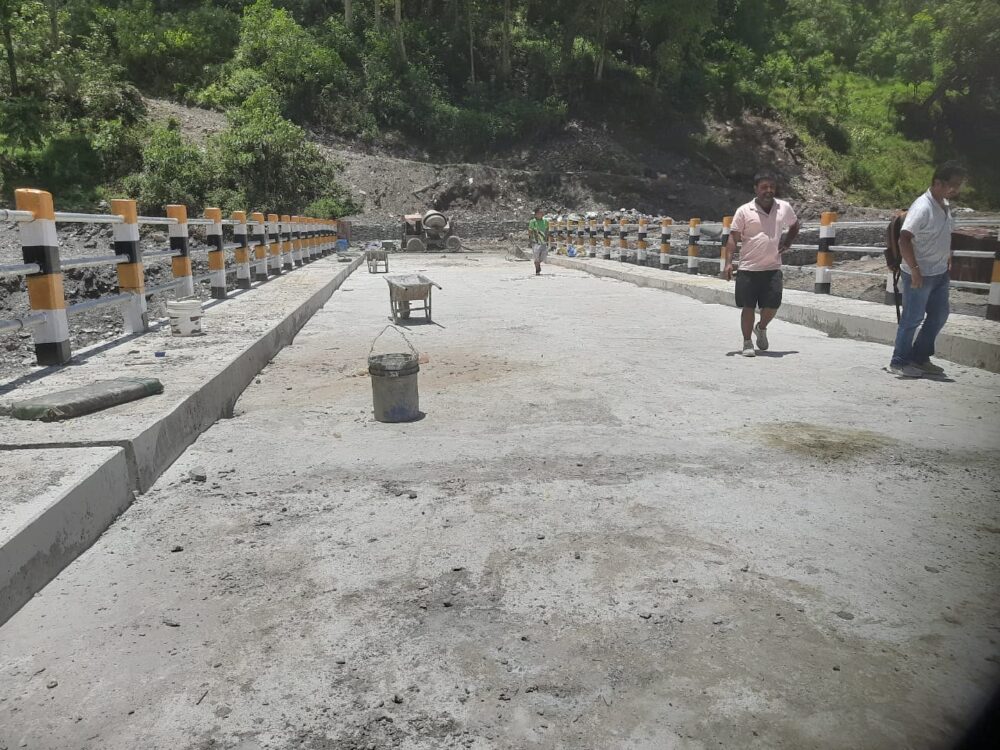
[{"x1": 534, "y1": 206, "x2": 543, "y2": 214}]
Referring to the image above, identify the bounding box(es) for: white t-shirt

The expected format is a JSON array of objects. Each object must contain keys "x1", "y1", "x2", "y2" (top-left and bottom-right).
[{"x1": 900, "y1": 190, "x2": 953, "y2": 276}]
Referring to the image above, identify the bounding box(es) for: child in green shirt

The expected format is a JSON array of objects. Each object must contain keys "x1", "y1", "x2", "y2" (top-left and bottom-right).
[{"x1": 528, "y1": 207, "x2": 550, "y2": 276}]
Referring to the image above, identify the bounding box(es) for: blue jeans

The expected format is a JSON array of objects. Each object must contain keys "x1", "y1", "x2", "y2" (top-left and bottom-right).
[{"x1": 891, "y1": 270, "x2": 950, "y2": 366}]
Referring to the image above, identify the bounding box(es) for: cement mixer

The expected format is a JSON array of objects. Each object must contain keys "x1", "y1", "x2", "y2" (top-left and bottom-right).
[{"x1": 401, "y1": 210, "x2": 462, "y2": 252}]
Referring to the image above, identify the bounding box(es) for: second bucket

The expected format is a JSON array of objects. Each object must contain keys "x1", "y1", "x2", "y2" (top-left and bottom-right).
[{"x1": 368, "y1": 326, "x2": 421, "y2": 423}]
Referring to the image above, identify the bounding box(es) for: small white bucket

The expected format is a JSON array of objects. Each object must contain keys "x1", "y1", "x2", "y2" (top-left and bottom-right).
[{"x1": 166, "y1": 299, "x2": 203, "y2": 336}]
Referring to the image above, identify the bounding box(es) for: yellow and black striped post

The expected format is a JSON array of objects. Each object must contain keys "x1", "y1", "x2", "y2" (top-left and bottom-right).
[
  {"x1": 266, "y1": 213, "x2": 282, "y2": 275},
  {"x1": 687, "y1": 218, "x2": 701, "y2": 274},
  {"x1": 251, "y1": 212, "x2": 268, "y2": 282},
  {"x1": 618, "y1": 217, "x2": 628, "y2": 262},
  {"x1": 576, "y1": 217, "x2": 585, "y2": 257},
  {"x1": 987, "y1": 237, "x2": 1000, "y2": 321},
  {"x1": 16, "y1": 189, "x2": 70, "y2": 365},
  {"x1": 167, "y1": 204, "x2": 195, "y2": 297},
  {"x1": 232, "y1": 211, "x2": 252, "y2": 289},
  {"x1": 589, "y1": 217, "x2": 597, "y2": 257},
  {"x1": 205, "y1": 207, "x2": 226, "y2": 300},
  {"x1": 112, "y1": 198, "x2": 147, "y2": 332},
  {"x1": 815, "y1": 211, "x2": 837, "y2": 293},
  {"x1": 719, "y1": 215, "x2": 732, "y2": 278},
  {"x1": 637, "y1": 217, "x2": 648, "y2": 265},
  {"x1": 659, "y1": 218, "x2": 672, "y2": 270},
  {"x1": 602, "y1": 217, "x2": 612, "y2": 259}
]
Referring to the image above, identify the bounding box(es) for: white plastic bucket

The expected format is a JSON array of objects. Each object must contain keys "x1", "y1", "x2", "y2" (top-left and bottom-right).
[{"x1": 166, "y1": 299, "x2": 203, "y2": 336}]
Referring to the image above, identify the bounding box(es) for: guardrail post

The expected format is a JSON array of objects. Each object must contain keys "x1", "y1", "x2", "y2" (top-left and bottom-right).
[
  {"x1": 599, "y1": 217, "x2": 609, "y2": 259},
  {"x1": 251, "y1": 212, "x2": 268, "y2": 282},
  {"x1": 313, "y1": 219, "x2": 321, "y2": 258},
  {"x1": 884, "y1": 271, "x2": 899, "y2": 307},
  {"x1": 660, "y1": 217, "x2": 672, "y2": 270},
  {"x1": 291, "y1": 216, "x2": 302, "y2": 264},
  {"x1": 323, "y1": 219, "x2": 332, "y2": 256},
  {"x1": 815, "y1": 211, "x2": 837, "y2": 293},
  {"x1": 332, "y1": 218, "x2": 340, "y2": 254},
  {"x1": 719, "y1": 215, "x2": 732, "y2": 278},
  {"x1": 637, "y1": 217, "x2": 648, "y2": 265},
  {"x1": 618, "y1": 217, "x2": 627, "y2": 262},
  {"x1": 576, "y1": 217, "x2": 585, "y2": 257},
  {"x1": 589, "y1": 217, "x2": 597, "y2": 257},
  {"x1": 280, "y1": 214, "x2": 295, "y2": 270},
  {"x1": 266, "y1": 213, "x2": 282, "y2": 275},
  {"x1": 112, "y1": 198, "x2": 148, "y2": 332},
  {"x1": 167, "y1": 204, "x2": 194, "y2": 297},
  {"x1": 16, "y1": 189, "x2": 70, "y2": 365},
  {"x1": 687, "y1": 218, "x2": 701, "y2": 274},
  {"x1": 205, "y1": 207, "x2": 226, "y2": 300},
  {"x1": 232, "y1": 211, "x2": 252, "y2": 289},
  {"x1": 988, "y1": 239, "x2": 1000, "y2": 321}
]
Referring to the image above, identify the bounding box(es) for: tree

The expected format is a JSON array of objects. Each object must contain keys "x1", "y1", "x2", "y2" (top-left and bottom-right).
[{"x1": 0, "y1": 0, "x2": 21, "y2": 96}]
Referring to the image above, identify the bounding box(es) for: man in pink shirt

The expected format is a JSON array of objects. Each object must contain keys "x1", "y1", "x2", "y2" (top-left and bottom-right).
[{"x1": 723, "y1": 172, "x2": 800, "y2": 357}]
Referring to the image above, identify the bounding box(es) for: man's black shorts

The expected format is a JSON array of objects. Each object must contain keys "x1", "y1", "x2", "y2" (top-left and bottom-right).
[{"x1": 735, "y1": 269, "x2": 783, "y2": 309}]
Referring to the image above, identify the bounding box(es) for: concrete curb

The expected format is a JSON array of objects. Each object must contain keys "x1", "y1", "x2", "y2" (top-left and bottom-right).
[
  {"x1": 550, "y1": 256, "x2": 1000, "y2": 373},
  {"x1": 1, "y1": 447, "x2": 132, "y2": 625},
  {"x1": 0, "y1": 255, "x2": 362, "y2": 625},
  {"x1": 124, "y1": 254, "x2": 364, "y2": 492}
]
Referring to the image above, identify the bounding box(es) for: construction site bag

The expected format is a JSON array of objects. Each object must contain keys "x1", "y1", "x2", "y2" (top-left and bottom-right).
[{"x1": 885, "y1": 210, "x2": 906, "y2": 322}]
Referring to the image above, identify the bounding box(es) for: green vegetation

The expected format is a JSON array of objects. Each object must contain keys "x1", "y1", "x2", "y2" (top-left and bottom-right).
[{"x1": 1, "y1": 0, "x2": 998, "y2": 211}]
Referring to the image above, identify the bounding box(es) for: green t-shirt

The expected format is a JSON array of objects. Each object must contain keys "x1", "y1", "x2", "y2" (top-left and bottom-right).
[{"x1": 528, "y1": 218, "x2": 549, "y2": 243}]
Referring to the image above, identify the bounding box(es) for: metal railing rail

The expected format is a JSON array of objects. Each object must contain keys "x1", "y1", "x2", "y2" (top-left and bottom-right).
[{"x1": 1, "y1": 189, "x2": 345, "y2": 366}]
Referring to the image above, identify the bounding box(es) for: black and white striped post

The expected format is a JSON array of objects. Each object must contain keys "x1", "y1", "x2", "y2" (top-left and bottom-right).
[
  {"x1": 815, "y1": 211, "x2": 836, "y2": 293},
  {"x1": 602, "y1": 217, "x2": 612, "y2": 259},
  {"x1": 637, "y1": 217, "x2": 648, "y2": 265},
  {"x1": 618, "y1": 217, "x2": 628, "y2": 262},
  {"x1": 988, "y1": 235, "x2": 1000, "y2": 321},
  {"x1": 251, "y1": 212, "x2": 268, "y2": 282},
  {"x1": 112, "y1": 198, "x2": 148, "y2": 333},
  {"x1": 167, "y1": 204, "x2": 195, "y2": 297},
  {"x1": 589, "y1": 217, "x2": 597, "y2": 257},
  {"x1": 687, "y1": 218, "x2": 701, "y2": 274},
  {"x1": 232, "y1": 211, "x2": 252, "y2": 289},
  {"x1": 659, "y1": 218, "x2": 672, "y2": 270},
  {"x1": 280, "y1": 214, "x2": 295, "y2": 270},
  {"x1": 205, "y1": 207, "x2": 227, "y2": 300},
  {"x1": 16, "y1": 189, "x2": 70, "y2": 365},
  {"x1": 719, "y1": 215, "x2": 732, "y2": 279},
  {"x1": 267, "y1": 213, "x2": 282, "y2": 276}
]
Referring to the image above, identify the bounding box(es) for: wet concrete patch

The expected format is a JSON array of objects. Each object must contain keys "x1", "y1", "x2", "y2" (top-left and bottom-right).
[{"x1": 758, "y1": 421, "x2": 894, "y2": 461}]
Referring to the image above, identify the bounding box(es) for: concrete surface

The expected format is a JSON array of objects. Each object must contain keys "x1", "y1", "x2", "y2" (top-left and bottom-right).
[
  {"x1": 549, "y1": 256, "x2": 1000, "y2": 373},
  {"x1": 0, "y1": 255, "x2": 998, "y2": 750},
  {"x1": 0, "y1": 255, "x2": 361, "y2": 626},
  {"x1": 0, "y1": 255, "x2": 364, "y2": 492},
  {"x1": 0, "y1": 447, "x2": 131, "y2": 624}
]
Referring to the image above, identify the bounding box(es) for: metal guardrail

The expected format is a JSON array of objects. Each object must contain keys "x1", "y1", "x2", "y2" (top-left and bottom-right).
[{"x1": 1, "y1": 190, "x2": 345, "y2": 367}]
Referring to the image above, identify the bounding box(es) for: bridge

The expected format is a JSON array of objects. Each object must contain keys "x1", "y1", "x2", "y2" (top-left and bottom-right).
[{"x1": 1, "y1": 192, "x2": 999, "y2": 749}]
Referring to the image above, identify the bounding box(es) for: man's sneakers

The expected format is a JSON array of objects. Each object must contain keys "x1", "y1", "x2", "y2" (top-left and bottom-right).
[
  {"x1": 912, "y1": 359, "x2": 945, "y2": 376},
  {"x1": 753, "y1": 323, "x2": 769, "y2": 351},
  {"x1": 889, "y1": 363, "x2": 924, "y2": 378},
  {"x1": 741, "y1": 340, "x2": 756, "y2": 357}
]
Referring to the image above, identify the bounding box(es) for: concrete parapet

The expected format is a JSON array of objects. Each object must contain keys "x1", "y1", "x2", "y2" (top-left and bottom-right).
[{"x1": 550, "y1": 256, "x2": 1000, "y2": 373}]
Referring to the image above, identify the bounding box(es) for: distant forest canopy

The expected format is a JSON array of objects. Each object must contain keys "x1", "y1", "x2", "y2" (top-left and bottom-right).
[{"x1": 1, "y1": 0, "x2": 998, "y2": 211}]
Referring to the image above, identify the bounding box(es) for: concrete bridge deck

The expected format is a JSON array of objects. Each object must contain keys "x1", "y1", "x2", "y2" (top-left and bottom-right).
[{"x1": 1, "y1": 254, "x2": 998, "y2": 750}]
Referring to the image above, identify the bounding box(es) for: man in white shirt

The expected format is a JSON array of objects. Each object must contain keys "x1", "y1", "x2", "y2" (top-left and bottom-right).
[
  {"x1": 723, "y1": 172, "x2": 800, "y2": 357},
  {"x1": 890, "y1": 162, "x2": 966, "y2": 378}
]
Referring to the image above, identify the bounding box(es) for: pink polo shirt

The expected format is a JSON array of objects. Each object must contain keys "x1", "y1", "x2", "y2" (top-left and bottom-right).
[{"x1": 731, "y1": 198, "x2": 798, "y2": 271}]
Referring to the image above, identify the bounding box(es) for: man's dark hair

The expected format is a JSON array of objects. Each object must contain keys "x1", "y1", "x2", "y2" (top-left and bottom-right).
[
  {"x1": 753, "y1": 171, "x2": 779, "y2": 187},
  {"x1": 932, "y1": 161, "x2": 967, "y2": 184}
]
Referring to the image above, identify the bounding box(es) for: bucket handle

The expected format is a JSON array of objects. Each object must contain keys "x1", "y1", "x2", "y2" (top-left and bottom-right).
[{"x1": 369, "y1": 324, "x2": 419, "y2": 358}]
